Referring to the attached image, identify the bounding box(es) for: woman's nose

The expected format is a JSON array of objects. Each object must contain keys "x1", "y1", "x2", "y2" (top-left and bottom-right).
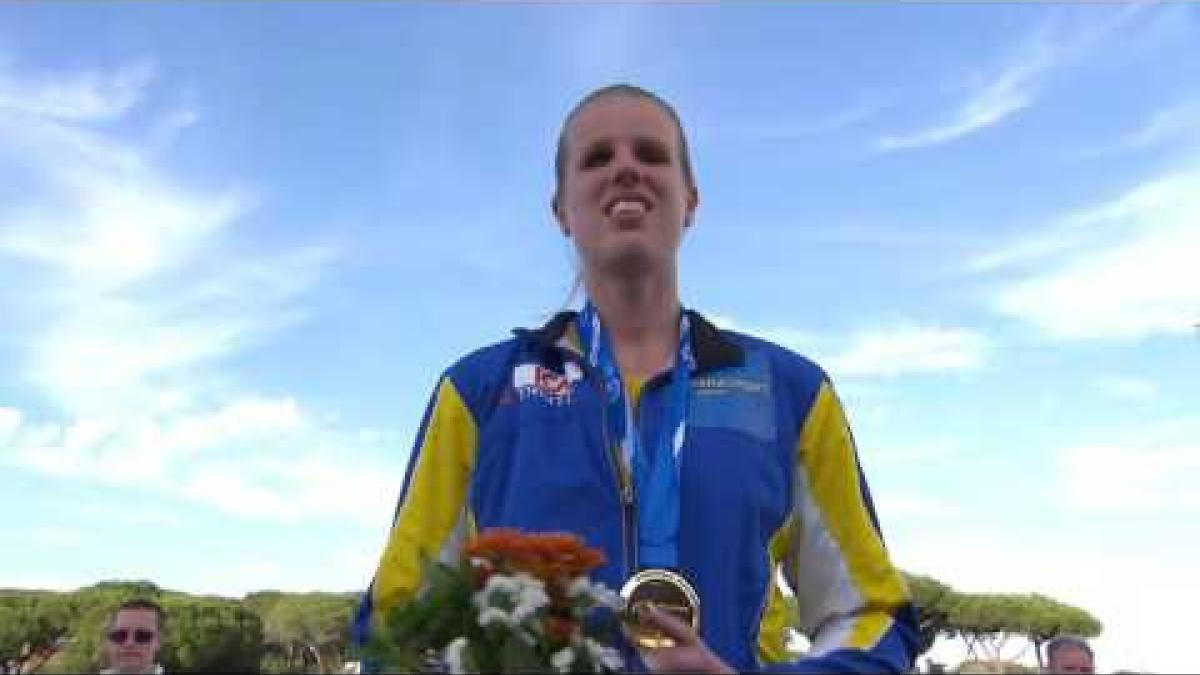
[{"x1": 614, "y1": 163, "x2": 640, "y2": 187}]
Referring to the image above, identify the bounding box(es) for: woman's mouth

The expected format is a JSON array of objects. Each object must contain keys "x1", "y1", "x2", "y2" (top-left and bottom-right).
[{"x1": 605, "y1": 194, "x2": 652, "y2": 223}]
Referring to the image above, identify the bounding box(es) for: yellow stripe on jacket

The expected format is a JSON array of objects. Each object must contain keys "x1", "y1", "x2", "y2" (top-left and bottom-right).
[
  {"x1": 758, "y1": 515, "x2": 797, "y2": 664},
  {"x1": 790, "y1": 379, "x2": 909, "y2": 653},
  {"x1": 370, "y1": 376, "x2": 478, "y2": 630}
]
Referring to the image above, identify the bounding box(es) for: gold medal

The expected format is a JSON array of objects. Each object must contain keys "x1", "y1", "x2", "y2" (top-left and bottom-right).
[{"x1": 619, "y1": 569, "x2": 700, "y2": 649}]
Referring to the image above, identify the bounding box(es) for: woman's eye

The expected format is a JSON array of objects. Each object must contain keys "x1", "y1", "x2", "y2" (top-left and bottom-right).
[
  {"x1": 637, "y1": 142, "x2": 670, "y2": 165},
  {"x1": 582, "y1": 147, "x2": 612, "y2": 169}
]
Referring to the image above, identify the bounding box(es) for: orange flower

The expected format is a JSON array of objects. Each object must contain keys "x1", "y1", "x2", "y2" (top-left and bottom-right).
[{"x1": 465, "y1": 529, "x2": 607, "y2": 586}]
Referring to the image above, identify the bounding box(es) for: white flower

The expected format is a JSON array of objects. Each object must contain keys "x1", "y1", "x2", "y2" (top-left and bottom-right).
[
  {"x1": 565, "y1": 577, "x2": 621, "y2": 613},
  {"x1": 511, "y1": 575, "x2": 550, "y2": 624},
  {"x1": 443, "y1": 637, "x2": 469, "y2": 675},
  {"x1": 551, "y1": 647, "x2": 576, "y2": 673},
  {"x1": 474, "y1": 574, "x2": 521, "y2": 612},
  {"x1": 587, "y1": 582, "x2": 622, "y2": 611},
  {"x1": 566, "y1": 576, "x2": 591, "y2": 599},
  {"x1": 478, "y1": 607, "x2": 514, "y2": 629},
  {"x1": 584, "y1": 638, "x2": 624, "y2": 672}
]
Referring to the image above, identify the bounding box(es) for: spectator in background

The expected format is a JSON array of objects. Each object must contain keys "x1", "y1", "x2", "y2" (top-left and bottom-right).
[
  {"x1": 1044, "y1": 635, "x2": 1095, "y2": 674},
  {"x1": 102, "y1": 599, "x2": 165, "y2": 675}
]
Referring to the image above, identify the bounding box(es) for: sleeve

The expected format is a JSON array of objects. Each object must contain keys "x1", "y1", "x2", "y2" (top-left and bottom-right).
[
  {"x1": 351, "y1": 373, "x2": 480, "y2": 651},
  {"x1": 762, "y1": 378, "x2": 919, "y2": 674}
]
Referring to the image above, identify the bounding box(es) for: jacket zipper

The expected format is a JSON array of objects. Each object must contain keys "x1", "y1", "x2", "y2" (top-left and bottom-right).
[{"x1": 568, "y1": 352, "x2": 638, "y2": 578}]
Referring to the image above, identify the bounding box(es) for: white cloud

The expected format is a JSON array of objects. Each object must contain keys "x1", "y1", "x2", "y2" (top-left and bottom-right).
[
  {"x1": 709, "y1": 315, "x2": 989, "y2": 378},
  {"x1": 1059, "y1": 444, "x2": 1200, "y2": 515},
  {"x1": 0, "y1": 58, "x2": 393, "y2": 533},
  {"x1": 3, "y1": 395, "x2": 403, "y2": 527},
  {"x1": 1094, "y1": 376, "x2": 1160, "y2": 402},
  {"x1": 878, "y1": 69, "x2": 1035, "y2": 152},
  {"x1": 148, "y1": 105, "x2": 200, "y2": 151},
  {"x1": 979, "y1": 168, "x2": 1200, "y2": 340},
  {"x1": 826, "y1": 326, "x2": 990, "y2": 378},
  {"x1": 0, "y1": 58, "x2": 340, "y2": 420},
  {"x1": 1082, "y1": 100, "x2": 1200, "y2": 158},
  {"x1": 868, "y1": 442, "x2": 960, "y2": 466},
  {"x1": 893, "y1": 529, "x2": 1197, "y2": 674},
  {"x1": 878, "y1": 4, "x2": 1145, "y2": 152},
  {"x1": 874, "y1": 492, "x2": 960, "y2": 521},
  {"x1": 0, "y1": 575, "x2": 80, "y2": 593},
  {"x1": 0, "y1": 407, "x2": 21, "y2": 442},
  {"x1": 0, "y1": 166, "x2": 249, "y2": 291},
  {"x1": 29, "y1": 527, "x2": 88, "y2": 548},
  {"x1": 0, "y1": 60, "x2": 155, "y2": 122},
  {"x1": 179, "y1": 453, "x2": 400, "y2": 527},
  {"x1": 701, "y1": 100, "x2": 882, "y2": 142},
  {"x1": 71, "y1": 499, "x2": 185, "y2": 528}
]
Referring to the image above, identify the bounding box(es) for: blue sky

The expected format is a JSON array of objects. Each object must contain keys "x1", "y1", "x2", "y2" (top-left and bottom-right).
[{"x1": 2, "y1": 3, "x2": 1198, "y2": 671}]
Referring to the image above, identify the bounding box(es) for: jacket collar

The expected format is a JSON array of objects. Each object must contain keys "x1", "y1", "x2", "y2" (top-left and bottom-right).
[{"x1": 518, "y1": 309, "x2": 743, "y2": 373}]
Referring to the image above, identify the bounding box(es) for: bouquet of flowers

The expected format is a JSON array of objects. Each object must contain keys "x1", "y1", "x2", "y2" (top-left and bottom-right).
[{"x1": 365, "y1": 529, "x2": 627, "y2": 673}]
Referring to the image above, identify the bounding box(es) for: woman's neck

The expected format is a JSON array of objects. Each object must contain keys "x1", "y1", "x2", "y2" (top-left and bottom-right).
[{"x1": 584, "y1": 267, "x2": 681, "y2": 380}]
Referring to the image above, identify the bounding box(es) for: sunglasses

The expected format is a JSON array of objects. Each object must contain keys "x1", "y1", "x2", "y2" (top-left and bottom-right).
[{"x1": 107, "y1": 628, "x2": 156, "y2": 645}]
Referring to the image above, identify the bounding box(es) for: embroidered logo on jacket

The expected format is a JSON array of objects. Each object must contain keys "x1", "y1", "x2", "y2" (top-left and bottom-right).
[{"x1": 512, "y1": 362, "x2": 583, "y2": 406}]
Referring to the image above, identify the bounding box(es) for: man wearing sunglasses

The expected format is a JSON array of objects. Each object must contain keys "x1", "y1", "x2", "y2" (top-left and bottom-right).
[{"x1": 102, "y1": 599, "x2": 166, "y2": 675}]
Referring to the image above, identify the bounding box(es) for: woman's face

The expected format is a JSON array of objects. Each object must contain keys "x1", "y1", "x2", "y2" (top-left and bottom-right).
[{"x1": 555, "y1": 95, "x2": 698, "y2": 279}]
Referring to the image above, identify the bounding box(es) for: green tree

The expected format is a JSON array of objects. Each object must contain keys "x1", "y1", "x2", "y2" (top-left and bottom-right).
[
  {"x1": 943, "y1": 591, "x2": 1101, "y2": 667},
  {"x1": 55, "y1": 586, "x2": 265, "y2": 674},
  {"x1": 256, "y1": 593, "x2": 357, "y2": 673},
  {"x1": 161, "y1": 598, "x2": 264, "y2": 673},
  {"x1": 904, "y1": 573, "x2": 955, "y2": 657},
  {"x1": 0, "y1": 591, "x2": 77, "y2": 672}
]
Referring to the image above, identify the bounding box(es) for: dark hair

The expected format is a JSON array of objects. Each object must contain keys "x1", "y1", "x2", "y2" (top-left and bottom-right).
[
  {"x1": 1046, "y1": 635, "x2": 1093, "y2": 662},
  {"x1": 552, "y1": 83, "x2": 697, "y2": 212},
  {"x1": 109, "y1": 598, "x2": 166, "y2": 632}
]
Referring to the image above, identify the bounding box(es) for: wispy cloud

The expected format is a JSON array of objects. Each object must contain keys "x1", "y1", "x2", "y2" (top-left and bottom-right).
[
  {"x1": 874, "y1": 492, "x2": 960, "y2": 521},
  {"x1": 0, "y1": 407, "x2": 20, "y2": 442},
  {"x1": 826, "y1": 326, "x2": 990, "y2": 378},
  {"x1": 4, "y1": 396, "x2": 402, "y2": 527},
  {"x1": 709, "y1": 315, "x2": 990, "y2": 378},
  {"x1": 869, "y1": 442, "x2": 960, "y2": 466},
  {"x1": 1094, "y1": 376, "x2": 1160, "y2": 403},
  {"x1": 878, "y1": 4, "x2": 1146, "y2": 153},
  {"x1": 878, "y1": 66, "x2": 1037, "y2": 152},
  {"x1": 700, "y1": 100, "x2": 882, "y2": 143},
  {"x1": 977, "y1": 168, "x2": 1200, "y2": 340},
  {"x1": 29, "y1": 527, "x2": 89, "y2": 548},
  {"x1": 1059, "y1": 443, "x2": 1200, "y2": 515},
  {"x1": 0, "y1": 58, "x2": 391, "y2": 529},
  {"x1": 148, "y1": 105, "x2": 200, "y2": 152},
  {"x1": 0, "y1": 60, "x2": 156, "y2": 122},
  {"x1": 0, "y1": 58, "x2": 340, "y2": 418},
  {"x1": 1077, "y1": 99, "x2": 1200, "y2": 159}
]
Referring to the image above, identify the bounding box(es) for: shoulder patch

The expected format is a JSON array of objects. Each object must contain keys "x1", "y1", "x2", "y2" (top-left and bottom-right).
[{"x1": 512, "y1": 361, "x2": 584, "y2": 407}]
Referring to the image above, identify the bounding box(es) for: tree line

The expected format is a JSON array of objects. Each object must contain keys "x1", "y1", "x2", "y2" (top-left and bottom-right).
[
  {"x1": 2, "y1": 572, "x2": 1101, "y2": 673},
  {"x1": 903, "y1": 573, "x2": 1102, "y2": 671},
  {"x1": 1, "y1": 581, "x2": 357, "y2": 674}
]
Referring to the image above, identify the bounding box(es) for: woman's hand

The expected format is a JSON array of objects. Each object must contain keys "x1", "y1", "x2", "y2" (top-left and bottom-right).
[{"x1": 635, "y1": 605, "x2": 735, "y2": 674}]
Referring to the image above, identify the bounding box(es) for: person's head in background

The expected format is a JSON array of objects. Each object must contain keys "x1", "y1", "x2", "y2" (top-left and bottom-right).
[
  {"x1": 1045, "y1": 635, "x2": 1095, "y2": 674},
  {"x1": 103, "y1": 599, "x2": 164, "y2": 674},
  {"x1": 551, "y1": 84, "x2": 699, "y2": 298}
]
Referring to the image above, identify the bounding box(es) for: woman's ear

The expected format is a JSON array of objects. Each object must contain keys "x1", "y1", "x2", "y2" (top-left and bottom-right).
[{"x1": 552, "y1": 195, "x2": 571, "y2": 237}]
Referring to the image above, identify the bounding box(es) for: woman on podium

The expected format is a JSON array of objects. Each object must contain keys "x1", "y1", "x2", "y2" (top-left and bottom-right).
[{"x1": 354, "y1": 84, "x2": 918, "y2": 674}]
